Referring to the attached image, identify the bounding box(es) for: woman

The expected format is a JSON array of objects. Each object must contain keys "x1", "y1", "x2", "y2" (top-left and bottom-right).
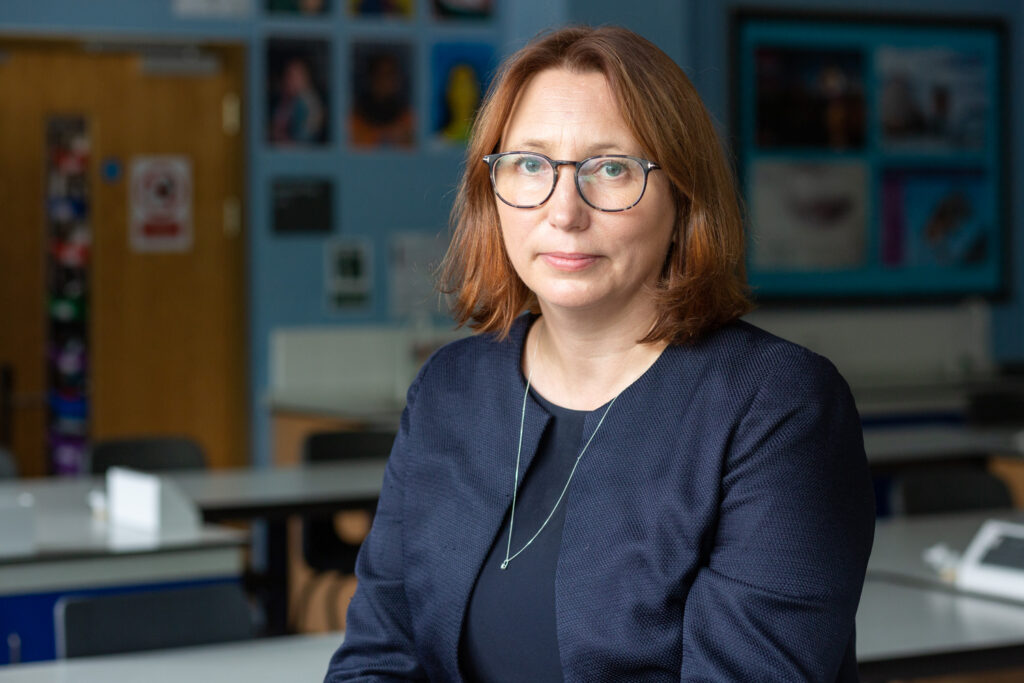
[{"x1": 326, "y1": 26, "x2": 874, "y2": 681}]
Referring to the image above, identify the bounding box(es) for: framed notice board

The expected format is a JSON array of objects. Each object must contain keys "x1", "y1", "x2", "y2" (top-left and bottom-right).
[{"x1": 732, "y1": 10, "x2": 1008, "y2": 301}]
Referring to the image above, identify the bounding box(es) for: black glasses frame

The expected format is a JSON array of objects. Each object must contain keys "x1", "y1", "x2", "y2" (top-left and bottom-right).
[{"x1": 481, "y1": 151, "x2": 661, "y2": 212}]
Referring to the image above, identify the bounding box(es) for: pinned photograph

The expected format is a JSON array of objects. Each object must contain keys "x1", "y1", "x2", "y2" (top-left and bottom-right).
[
  {"x1": 881, "y1": 168, "x2": 992, "y2": 267},
  {"x1": 431, "y1": 42, "x2": 494, "y2": 145},
  {"x1": 271, "y1": 178, "x2": 333, "y2": 234},
  {"x1": 350, "y1": 42, "x2": 415, "y2": 149},
  {"x1": 431, "y1": 0, "x2": 492, "y2": 20},
  {"x1": 877, "y1": 47, "x2": 989, "y2": 151},
  {"x1": 348, "y1": 0, "x2": 413, "y2": 17},
  {"x1": 267, "y1": 38, "x2": 330, "y2": 146},
  {"x1": 266, "y1": 0, "x2": 331, "y2": 15},
  {"x1": 751, "y1": 160, "x2": 868, "y2": 271},
  {"x1": 755, "y1": 46, "x2": 866, "y2": 150},
  {"x1": 325, "y1": 238, "x2": 372, "y2": 309}
]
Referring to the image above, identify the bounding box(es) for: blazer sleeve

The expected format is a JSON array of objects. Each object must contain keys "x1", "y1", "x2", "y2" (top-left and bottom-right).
[
  {"x1": 323, "y1": 363, "x2": 431, "y2": 682},
  {"x1": 679, "y1": 349, "x2": 875, "y2": 681}
]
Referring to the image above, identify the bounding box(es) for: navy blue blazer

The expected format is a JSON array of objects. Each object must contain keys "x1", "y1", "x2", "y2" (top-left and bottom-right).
[{"x1": 326, "y1": 316, "x2": 875, "y2": 681}]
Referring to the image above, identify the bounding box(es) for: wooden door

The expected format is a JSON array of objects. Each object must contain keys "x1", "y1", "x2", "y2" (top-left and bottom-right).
[{"x1": 0, "y1": 39, "x2": 247, "y2": 474}]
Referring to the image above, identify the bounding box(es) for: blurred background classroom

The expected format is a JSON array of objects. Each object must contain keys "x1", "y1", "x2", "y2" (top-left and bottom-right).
[{"x1": 2, "y1": 0, "x2": 1024, "y2": 680}]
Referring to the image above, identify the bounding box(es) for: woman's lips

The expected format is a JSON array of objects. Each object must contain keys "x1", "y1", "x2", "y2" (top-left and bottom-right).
[{"x1": 541, "y1": 252, "x2": 599, "y2": 272}]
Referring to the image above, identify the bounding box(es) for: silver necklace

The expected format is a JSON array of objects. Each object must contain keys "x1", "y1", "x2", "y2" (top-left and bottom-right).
[{"x1": 500, "y1": 357, "x2": 617, "y2": 570}]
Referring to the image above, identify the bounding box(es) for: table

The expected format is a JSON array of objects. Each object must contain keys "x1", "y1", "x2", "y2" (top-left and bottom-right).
[
  {"x1": 868, "y1": 509, "x2": 1024, "y2": 586},
  {"x1": 0, "y1": 632, "x2": 343, "y2": 682},
  {"x1": 857, "y1": 578, "x2": 1024, "y2": 681},
  {"x1": 0, "y1": 460, "x2": 389, "y2": 639},
  {"x1": 5, "y1": 581, "x2": 1024, "y2": 682},
  {"x1": 860, "y1": 510, "x2": 1024, "y2": 679},
  {"x1": 0, "y1": 479, "x2": 247, "y2": 665},
  {"x1": 863, "y1": 424, "x2": 1024, "y2": 465}
]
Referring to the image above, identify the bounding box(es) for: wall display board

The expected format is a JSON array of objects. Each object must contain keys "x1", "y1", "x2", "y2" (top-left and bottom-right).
[
  {"x1": 732, "y1": 11, "x2": 1008, "y2": 301},
  {"x1": 45, "y1": 117, "x2": 91, "y2": 475}
]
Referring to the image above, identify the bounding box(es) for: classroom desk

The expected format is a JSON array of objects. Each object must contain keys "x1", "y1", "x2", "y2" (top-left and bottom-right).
[
  {"x1": 0, "y1": 478, "x2": 247, "y2": 664},
  {"x1": 868, "y1": 509, "x2": 1024, "y2": 586},
  {"x1": 857, "y1": 578, "x2": 1024, "y2": 681},
  {"x1": 0, "y1": 461, "x2": 389, "y2": 639},
  {"x1": 5, "y1": 579, "x2": 1024, "y2": 682},
  {"x1": 862, "y1": 424, "x2": 1024, "y2": 465},
  {"x1": 0, "y1": 631, "x2": 343, "y2": 682}
]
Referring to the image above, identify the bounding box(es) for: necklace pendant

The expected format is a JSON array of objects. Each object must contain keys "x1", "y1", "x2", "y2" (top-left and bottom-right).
[{"x1": 500, "y1": 560, "x2": 509, "y2": 570}]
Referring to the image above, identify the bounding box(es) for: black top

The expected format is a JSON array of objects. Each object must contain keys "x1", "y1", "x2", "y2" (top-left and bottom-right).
[{"x1": 459, "y1": 389, "x2": 588, "y2": 683}]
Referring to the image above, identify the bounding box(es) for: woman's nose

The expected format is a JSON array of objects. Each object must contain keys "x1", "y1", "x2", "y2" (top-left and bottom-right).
[{"x1": 546, "y1": 167, "x2": 588, "y2": 230}]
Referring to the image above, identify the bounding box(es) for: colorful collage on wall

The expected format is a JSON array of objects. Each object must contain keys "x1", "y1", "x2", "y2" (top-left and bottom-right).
[
  {"x1": 733, "y1": 12, "x2": 1006, "y2": 300},
  {"x1": 45, "y1": 117, "x2": 91, "y2": 475},
  {"x1": 264, "y1": 2, "x2": 497, "y2": 152}
]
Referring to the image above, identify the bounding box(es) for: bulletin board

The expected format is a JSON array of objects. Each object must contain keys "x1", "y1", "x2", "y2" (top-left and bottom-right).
[{"x1": 731, "y1": 10, "x2": 1008, "y2": 301}]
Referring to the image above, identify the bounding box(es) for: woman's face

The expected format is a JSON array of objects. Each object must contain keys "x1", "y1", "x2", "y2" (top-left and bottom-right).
[{"x1": 497, "y1": 68, "x2": 676, "y2": 321}]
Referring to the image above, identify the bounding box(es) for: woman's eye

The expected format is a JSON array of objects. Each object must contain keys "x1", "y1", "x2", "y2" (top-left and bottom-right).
[
  {"x1": 516, "y1": 157, "x2": 544, "y2": 174},
  {"x1": 598, "y1": 162, "x2": 625, "y2": 178}
]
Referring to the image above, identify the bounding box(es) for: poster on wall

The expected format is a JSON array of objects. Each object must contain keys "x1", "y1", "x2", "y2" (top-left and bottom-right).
[
  {"x1": 325, "y1": 237, "x2": 373, "y2": 310},
  {"x1": 389, "y1": 231, "x2": 448, "y2": 318},
  {"x1": 733, "y1": 11, "x2": 1006, "y2": 300},
  {"x1": 267, "y1": 37, "x2": 331, "y2": 147},
  {"x1": 129, "y1": 156, "x2": 193, "y2": 253},
  {"x1": 272, "y1": 177, "x2": 333, "y2": 233},
  {"x1": 431, "y1": 0, "x2": 491, "y2": 20},
  {"x1": 266, "y1": 0, "x2": 331, "y2": 15},
  {"x1": 350, "y1": 41, "x2": 415, "y2": 149},
  {"x1": 349, "y1": 0, "x2": 413, "y2": 18},
  {"x1": 430, "y1": 42, "x2": 495, "y2": 146}
]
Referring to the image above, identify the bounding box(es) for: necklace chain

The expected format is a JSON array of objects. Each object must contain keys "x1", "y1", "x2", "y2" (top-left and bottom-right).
[{"x1": 500, "y1": 359, "x2": 617, "y2": 570}]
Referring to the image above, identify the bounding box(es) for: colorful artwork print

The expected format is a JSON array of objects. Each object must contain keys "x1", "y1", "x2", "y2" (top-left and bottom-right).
[
  {"x1": 267, "y1": 38, "x2": 330, "y2": 146},
  {"x1": 431, "y1": 42, "x2": 494, "y2": 145},
  {"x1": 878, "y1": 47, "x2": 989, "y2": 151},
  {"x1": 755, "y1": 46, "x2": 866, "y2": 150},
  {"x1": 882, "y1": 169, "x2": 991, "y2": 268},
  {"x1": 751, "y1": 160, "x2": 868, "y2": 271},
  {"x1": 350, "y1": 42, "x2": 415, "y2": 149}
]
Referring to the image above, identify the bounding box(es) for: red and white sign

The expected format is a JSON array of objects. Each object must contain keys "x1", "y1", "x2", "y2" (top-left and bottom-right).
[{"x1": 129, "y1": 156, "x2": 193, "y2": 252}]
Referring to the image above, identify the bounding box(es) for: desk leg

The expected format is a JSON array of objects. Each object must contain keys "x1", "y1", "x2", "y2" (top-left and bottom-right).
[{"x1": 264, "y1": 517, "x2": 289, "y2": 636}]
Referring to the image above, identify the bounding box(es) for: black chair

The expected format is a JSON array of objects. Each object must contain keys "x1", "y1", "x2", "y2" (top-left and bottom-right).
[
  {"x1": 90, "y1": 436, "x2": 206, "y2": 475},
  {"x1": 54, "y1": 583, "x2": 254, "y2": 658},
  {"x1": 0, "y1": 446, "x2": 15, "y2": 479},
  {"x1": 296, "y1": 430, "x2": 395, "y2": 630},
  {"x1": 899, "y1": 465, "x2": 1014, "y2": 516}
]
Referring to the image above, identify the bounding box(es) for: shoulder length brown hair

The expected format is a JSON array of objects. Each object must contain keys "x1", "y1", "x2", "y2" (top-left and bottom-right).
[{"x1": 439, "y1": 25, "x2": 753, "y2": 344}]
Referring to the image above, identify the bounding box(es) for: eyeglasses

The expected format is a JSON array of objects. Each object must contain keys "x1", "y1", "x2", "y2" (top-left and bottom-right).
[{"x1": 482, "y1": 151, "x2": 661, "y2": 212}]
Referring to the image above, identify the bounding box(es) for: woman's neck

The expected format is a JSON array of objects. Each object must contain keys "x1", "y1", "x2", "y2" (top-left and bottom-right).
[{"x1": 524, "y1": 307, "x2": 667, "y2": 411}]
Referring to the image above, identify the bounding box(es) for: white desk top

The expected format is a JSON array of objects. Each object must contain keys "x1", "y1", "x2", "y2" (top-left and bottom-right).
[
  {"x1": 862, "y1": 425, "x2": 1024, "y2": 464},
  {"x1": 3, "y1": 584, "x2": 1024, "y2": 678},
  {"x1": 868, "y1": 510, "x2": 1024, "y2": 586},
  {"x1": 0, "y1": 632, "x2": 343, "y2": 682},
  {"x1": 0, "y1": 460, "x2": 388, "y2": 525},
  {"x1": 857, "y1": 578, "x2": 1024, "y2": 663}
]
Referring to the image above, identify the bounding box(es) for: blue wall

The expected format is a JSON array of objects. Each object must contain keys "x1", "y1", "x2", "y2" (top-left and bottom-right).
[{"x1": 2, "y1": 0, "x2": 1021, "y2": 468}]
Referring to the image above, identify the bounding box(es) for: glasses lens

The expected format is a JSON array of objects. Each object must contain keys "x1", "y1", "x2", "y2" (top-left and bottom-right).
[
  {"x1": 491, "y1": 153, "x2": 554, "y2": 207},
  {"x1": 578, "y1": 157, "x2": 646, "y2": 211}
]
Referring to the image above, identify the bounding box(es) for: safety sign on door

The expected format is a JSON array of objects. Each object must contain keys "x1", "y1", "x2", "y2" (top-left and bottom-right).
[{"x1": 129, "y1": 156, "x2": 193, "y2": 252}]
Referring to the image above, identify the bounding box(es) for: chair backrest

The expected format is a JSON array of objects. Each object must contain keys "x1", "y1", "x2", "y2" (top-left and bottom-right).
[
  {"x1": 90, "y1": 436, "x2": 206, "y2": 475},
  {"x1": 54, "y1": 583, "x2": 254, "y2": 659},
  {"x1": 0, "y1": 446, "x2": 16, "y2": 479},
  {"x1": 301, "y1": 430, "x2": 395, "y2": 572},
  {"x1": 900, "y1": 466, "x2": 1014, "y2": 516}
]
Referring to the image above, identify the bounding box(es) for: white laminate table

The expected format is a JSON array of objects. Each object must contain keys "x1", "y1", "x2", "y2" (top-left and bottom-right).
[
  {"x1": 0, "y1": 632, "x2": 344, "y2": 682},
  {"x1": 868, "y1": 509, "x2": 1024, "y2": 586},
  {"x1": 862, "y1": 424, "x2": 1024, "y2": 465},
  {"x1": 857, "y1": 578, "x2": 1024, "y2": 680}
]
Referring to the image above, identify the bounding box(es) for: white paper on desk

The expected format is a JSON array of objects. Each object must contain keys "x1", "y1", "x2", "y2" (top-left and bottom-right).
[
  {"x1": 107, "y1": 467, "x2": 200, "y2": 536},
  {"x1": 0, "y1": 494, "x2": 36, "y2": 556}
]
